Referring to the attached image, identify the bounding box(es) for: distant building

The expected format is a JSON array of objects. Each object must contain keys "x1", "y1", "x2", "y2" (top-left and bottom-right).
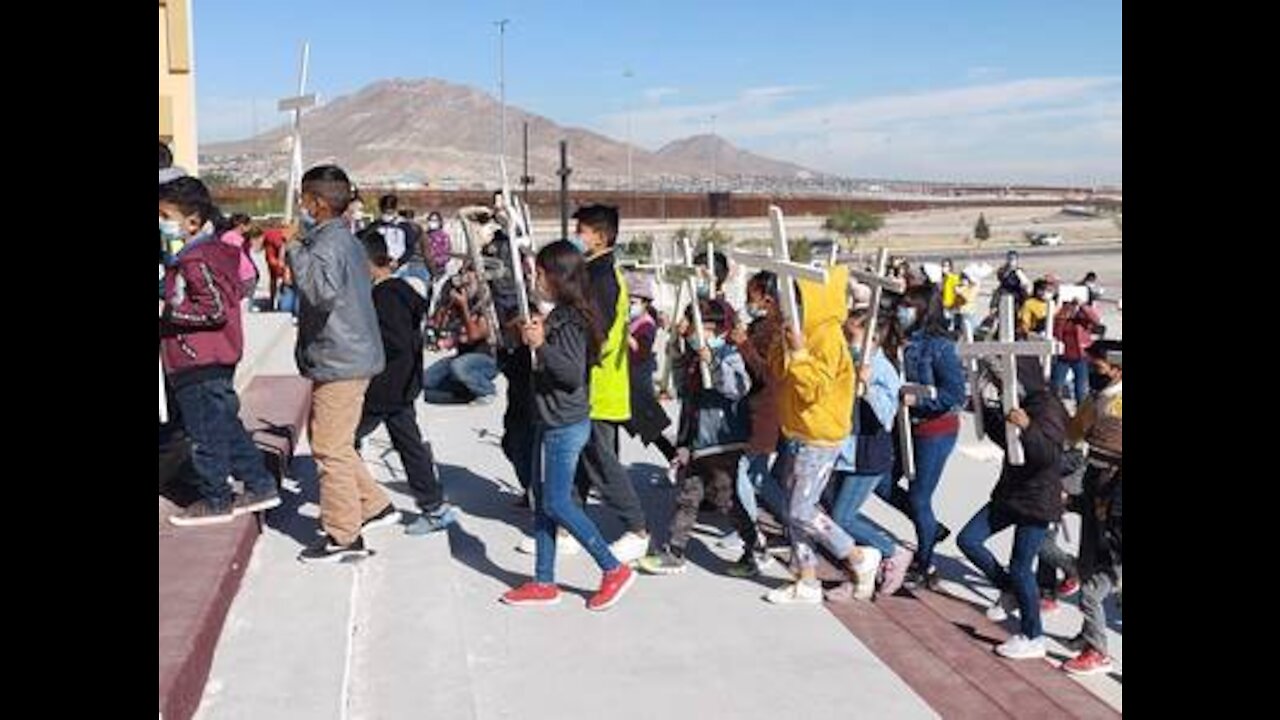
[{"x1": 159, "y1": 0, "x2": 197, "y2": 173}]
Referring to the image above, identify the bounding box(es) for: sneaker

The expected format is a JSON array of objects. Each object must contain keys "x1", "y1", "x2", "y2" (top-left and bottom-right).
[
  {"x1": 995, "y1": 634, "x2": 1047, "y2": 660},
  {"x1": 587, "y1": 564, "x2": 637, "y2": 611},
  {"x1": 935, "y1": 523, "x2": 952, "y2": 545},
  {"x1": 233, "y1": 488, "x2": 282, "y2": 516},
  {"x1": 726, "y1": 549, "x2": 773, "y2": 578},
  {"x1": 298, "y1": 535, "x2": 372, "y2": 563},
  {"x1": 1057, "y1": 576, "x2": 1081, "y2": 598},
  {"x1": 169, "y1": 499, "x2": 236, "y2": 527},
  {"x1": 637, "y1": 546, "x2": 687, "y2": 575},
  {"x1": 500, "y1": 582, "x2": 562, "y2": 607},
  {"x1": 765, "y1": 581, "x2": 823, "y2": 605},
  {"x1": 609, "y1": 531, "x2": 651, "y2": 565},
  {"x1": 470, "y1": 394, "x2": 496, "y2": 407},
  {"x1": 1062, "y1": 647, "x2": 1113, "y2": 676},
  {"x1": 851, "y1": 547, "x2": 883, "y2": 601},
  {"x1": 717, "y1": 530, "x2": 744, "y2": 549},
  {"x1": 362, "y1": 504, "x2": 402, "y2": 532},
  {"x1": 516, "y1": 529, "x2": 581, "y2": 555},
  {"x1": 986, "y1": 591, "x2": 1019, "y2": 622},
  {"x1": 1040, "y1": 597, "x2": 1061, "y2": 614},
  {"x1": 405, "y1": 504, "x2": 458, "y2": 535},
  {"x1": 878, "y1": 547, "x2": 914, "y2": 598},
  {"x1": 903, "y1": 564, "x2": 938, "y2": 591}
]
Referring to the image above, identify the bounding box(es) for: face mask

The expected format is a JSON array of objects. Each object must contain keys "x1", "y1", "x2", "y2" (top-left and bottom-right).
[
  {"x1": 427, "y1": 221, "x2": 442, "y2": 231},
  {"x1": 849, "y1": 345, "x2": 863, "y2": 365},
  {"x1": 300, "y1": 208, "x2": 317, "y2": 231},
  {"x1": 706, "y1": 335, "x2": 725, "y2": 351},
  {"x1": 897, "y1": 306, "x2": 918, "y2": 329},
  {"x1": 747, "y1": 305, "x2": 767, "y2": 320},
  {"x1": 629, "y1": 303, "x2": 644, "y2": 320},
  {"x1": 158, "y1": 218, "x2": 183, "y2": 241},
  {"x1": 1088, "y1": 370, "x2": 1111, "y2": 392},
  {"x1": 695, "y1": 280, "x2": 711, "y2": 300},
  {"x1": 687, "y1": 333, "x2": 702, "y2": 351},
  {"x1": 569, "y1": 235, "x2": 587, "y2": 253},
  {"x1": 536, "y1": 300, "x2": 556, "y2": 316},
  {"x1": 1040, "y1": 292, "x2": 1052, "y2": 301}
]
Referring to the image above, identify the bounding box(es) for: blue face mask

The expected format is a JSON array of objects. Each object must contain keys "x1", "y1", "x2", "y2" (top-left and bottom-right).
[
  {"x1": 629, "y1": 303, "x2": 644, "y2": 320},
  {"x1": 747, "y1": 305, "x2": 767, "y2": 320},
  {"x1": 299, "y1": 208, "x2": 317, "y2": 231},
  {"x1": 569, "y1": 235, "x2": 587, "y2": 253},
  {"x1": 897, "y1": 306, "x2": 918, "y2": 329},
  {"x1": 695, "y1": 280, "x2": 712, "y2": 300},
  {"x1": 850, "y1": 345, "x2": 863, "y2": 365},
  {"x1": 706, "y1": 335, "x2": 725, "y2": 351},
  {"x1": 158, "y1": 218, "x2": 183, "y2": 241}
]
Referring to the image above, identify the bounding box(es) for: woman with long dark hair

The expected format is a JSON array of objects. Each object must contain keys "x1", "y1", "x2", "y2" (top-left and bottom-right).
[
  {"x1": 501, "y1": 240, "x2": 637, "y2": 611},
  {"x1": 881, "y1": 284, "x2": 967, "y2": 588}
]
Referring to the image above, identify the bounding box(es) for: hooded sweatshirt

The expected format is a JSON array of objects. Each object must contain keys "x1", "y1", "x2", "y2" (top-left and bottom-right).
[{"x1": 770, "y1": 265, "x2": 854, "y2": 446}]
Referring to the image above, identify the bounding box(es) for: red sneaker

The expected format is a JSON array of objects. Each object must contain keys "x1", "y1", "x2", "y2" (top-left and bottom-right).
[
  {"x1": 587, "y1": 563, "x2": 636, "y2": 611},
  {"x1": 500, "y1": 582, "x2": 561, "y2": 607},
  {"x1": 1063, "y1": 647, "x2": 1114, "y2": 676},
  {"x1": 1058, "y1": 576, "x2": 1081, "y2": 598},
  {"x1": 1040, "y1": 597, "x2": 1060, "y2": 613}
]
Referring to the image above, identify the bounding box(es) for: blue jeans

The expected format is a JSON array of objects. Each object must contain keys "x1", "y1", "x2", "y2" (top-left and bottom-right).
[
  {"x1": 275, "y1": 285, "x2": 298, "y2": 316},
  {"x1": 878, "y1": 431, "x2": 957, "y2": 571},
  {"x1": 1051, "y1": 357, "x2": 1089, "y2": 404},
  {"x1": 958, "y1": 503, "x2": 1049, "y2": 639},
  {"x1": 736, "y1": 452, "x2": 789, "y2": 527},
  {"x1": 172, "y1": 374, "x2": 275, "y2": 509},
  {"x1": 831, "y1": 471, "x2": 896, "y2": 557},
  {"x1": 423, "y1": 352, "x2": 498, "y2": 402},
  {"x1": 532, "y1": 420, "x2": 620, "y2": 583}
]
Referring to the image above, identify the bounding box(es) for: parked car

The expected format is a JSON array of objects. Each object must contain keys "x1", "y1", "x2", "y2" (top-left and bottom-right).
[{"x1": 1025, "y1": 231, "x2": 1063, "y2": 246}]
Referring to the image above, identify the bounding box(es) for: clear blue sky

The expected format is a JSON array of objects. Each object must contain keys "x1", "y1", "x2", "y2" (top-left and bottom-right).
[{"x1": 194, "y1": 0, "x2": 1121, "y2": 184}]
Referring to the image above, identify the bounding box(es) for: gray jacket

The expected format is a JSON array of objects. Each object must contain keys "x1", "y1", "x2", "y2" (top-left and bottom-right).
[{"x1": 287, "y1": 218, "x2": 385, "y2": 382}]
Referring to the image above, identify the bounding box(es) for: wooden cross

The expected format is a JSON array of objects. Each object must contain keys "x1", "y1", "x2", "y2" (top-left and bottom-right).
[
  {"x1": 727, "y1": 205, "x2": 828, "y2": 340},
  {"x1": 455, "y1": 206, "x2": 505, "y2": 349},
  {"x1": 278, "y1": 41, "x2": 316, "y2": 226},
  {"x1": 955, "y1": 294, "x2": 1056, "y2": 465},
  {"x1": 896, "y1": 352, "x2": 938, "y2": 481},
  {"x1": 659, "y1": 236, "x2": 714, "y2": 389}
]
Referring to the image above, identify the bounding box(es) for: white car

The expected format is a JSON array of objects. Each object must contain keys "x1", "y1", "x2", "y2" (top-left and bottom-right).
[{"x1": 1025, "y1": 231, "x2": 1063, "y2": 246}]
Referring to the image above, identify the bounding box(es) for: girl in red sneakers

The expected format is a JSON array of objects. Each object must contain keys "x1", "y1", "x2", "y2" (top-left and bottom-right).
[{"x1": 500, "y1": 241, "x2": 636, "y2": 611}]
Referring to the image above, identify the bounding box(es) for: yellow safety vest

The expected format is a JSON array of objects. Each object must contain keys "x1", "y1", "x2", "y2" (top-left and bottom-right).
[{"x1": 590, "y1": 264, "x2": 631, "y2": 421}]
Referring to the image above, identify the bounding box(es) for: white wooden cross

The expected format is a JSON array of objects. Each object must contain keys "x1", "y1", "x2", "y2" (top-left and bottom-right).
[
  {"x1": 895, "y1": 350, "x2": 938, "y2": 481},
  {"x1": 496, "y1": 157, "x2": 533, "y2": 329},
  {"x1": 955, "y1": 294, "x2": 1056, "y2": 465},
  {"x1": 728, "y1": 205, "x2": 828, "y2": 341},
  {"x1": 659, "y1": 236, "x2": 714, "y2": 389},
  {"x1": 456, "y1": 206, "x2": 506, "y2": 349},
  {"x1": 279, "y1": 41, "x2": 316, "y2": 225}
]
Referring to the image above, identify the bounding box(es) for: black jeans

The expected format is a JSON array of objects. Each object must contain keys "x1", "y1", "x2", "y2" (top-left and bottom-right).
[
  {"x1": 670, "y1": 452, "x2": 757, "y2": 552},
  {"x1": 574, "y1": 420, "x2": 648, "y2": 534},
  {"x1": 172, "y1": 374, "x2": 275, "y2": 509},
  {"x1": 355, "y1": 405, "x2": 444, "y2": 512}
]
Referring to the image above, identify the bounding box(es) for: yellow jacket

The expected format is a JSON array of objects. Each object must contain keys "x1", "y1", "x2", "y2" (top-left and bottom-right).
[
  {"x1": 770, "y1": 265, "x2": 854, "y2": 446},
  {"x1": 941, "y1": 272, "x2": 960, "y2": 309},
  {"x1": 1018, "y1": 297, "x2": 1049, "y2": 335}
]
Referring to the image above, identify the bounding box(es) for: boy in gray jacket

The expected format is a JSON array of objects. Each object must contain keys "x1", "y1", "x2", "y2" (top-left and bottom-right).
[{"x1": 287, "y1": 165, "x2": 393, "y2": 563}]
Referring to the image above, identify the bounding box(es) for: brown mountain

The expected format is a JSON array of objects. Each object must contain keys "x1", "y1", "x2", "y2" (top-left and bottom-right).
[{"x1": 200, "y1": 78, "x2": 826, "y2": 188}]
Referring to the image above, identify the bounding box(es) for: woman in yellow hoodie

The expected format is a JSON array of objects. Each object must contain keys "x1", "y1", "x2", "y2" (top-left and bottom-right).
[{"x1": 764, "y1": 266, "x2": 881, "y2": 604}]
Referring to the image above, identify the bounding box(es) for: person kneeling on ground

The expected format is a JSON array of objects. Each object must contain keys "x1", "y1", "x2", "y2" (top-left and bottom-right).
[{"x1": 423, "y1": 266, "x2": 499, "y2": 405}]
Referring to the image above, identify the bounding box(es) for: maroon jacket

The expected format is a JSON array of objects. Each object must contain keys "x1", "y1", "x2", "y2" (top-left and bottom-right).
[{"x1": 160, "y1": 234, "x2": 245, "y2": 383}]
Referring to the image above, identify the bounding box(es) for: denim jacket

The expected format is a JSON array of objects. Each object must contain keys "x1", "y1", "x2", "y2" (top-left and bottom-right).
[
  {"x1": 903, "y1": 330, "x2": 966, "y2": 422},
  {"x1": 676, "y1": 344, "x2": 752, "y2": 459},
  {"x1": 835, "y1": 347, "x2": 901, "y2": 473}
]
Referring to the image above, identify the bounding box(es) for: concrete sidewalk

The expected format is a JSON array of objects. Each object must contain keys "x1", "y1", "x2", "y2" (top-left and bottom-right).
[{"x1": 193, "y1": 370, "x2": 1120, "y2": 720}]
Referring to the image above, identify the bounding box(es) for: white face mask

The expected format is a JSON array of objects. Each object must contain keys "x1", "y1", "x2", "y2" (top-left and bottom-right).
[{"x1": 536, "y1": 300, "x2": 556, "y2": 316}]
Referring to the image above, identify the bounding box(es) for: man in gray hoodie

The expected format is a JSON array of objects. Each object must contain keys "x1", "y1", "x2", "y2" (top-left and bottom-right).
[{"x1": 287, "y1": 164, "x2": 395, "y2": 562}]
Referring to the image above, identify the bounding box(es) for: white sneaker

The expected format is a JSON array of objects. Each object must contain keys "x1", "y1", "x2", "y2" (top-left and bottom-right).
[
  {"x1": 716, "y1": 530, "x2": 744, "y2": 549},
  {"x1": 515, "y1": 530, "x2": 581, "y2": 556},
  {"x1": 765, "y1": 581, "x2": 823, "y2": 605},
  {"x1": 985, "y1": 591, "x2": 1019, "y2": 622},
  {"x1": 851, "y1": 547, "x2": 883, "y2": 601},
  {"x1": 995, "y1": 634, "x2": 1047, "y2": 660},
  {"x1": 610, "y1": 531, "x2": 650, "y2": 564}
]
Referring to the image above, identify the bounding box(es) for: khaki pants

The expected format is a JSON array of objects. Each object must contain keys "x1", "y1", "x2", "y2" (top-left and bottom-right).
[{"x1": 310, "y1": 378, "x2": 390, "y2": 545}]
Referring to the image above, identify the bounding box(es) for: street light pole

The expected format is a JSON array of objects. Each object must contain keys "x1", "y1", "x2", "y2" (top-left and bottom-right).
[
  {"x1": 710, "y1": 113, "x2": 718, "y2": 192},
  {"x1": 495, "y1": 19, "x2": 510, "y2": 180},
  {"x1": 623, "y1": 69, "x2": 634, "y2": 195}
]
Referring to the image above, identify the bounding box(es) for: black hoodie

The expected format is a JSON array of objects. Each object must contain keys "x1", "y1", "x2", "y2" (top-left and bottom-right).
[
  {"x1": 365, "y1": 277, "x2": 428, "y2": 412},
  {"x1": 982, "y1": 356, "x2": 1068, "y2": 524}
]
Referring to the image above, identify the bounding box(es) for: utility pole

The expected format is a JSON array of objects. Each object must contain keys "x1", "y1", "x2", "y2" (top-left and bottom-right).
[
  {"x1": 521, "y1": 121, "x2": 533, "y2": 197},
  {"x1": 710, "y1": 113, "x2": 718, "y2": 193},
  {"x1": 557, "y1": 140, "x2": 571, "y2": 239}
]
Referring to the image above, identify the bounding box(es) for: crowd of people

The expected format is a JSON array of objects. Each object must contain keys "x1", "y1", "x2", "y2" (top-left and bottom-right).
[{"x1": 159, "y1": 153, "x2": 1121, "y2": 675}]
